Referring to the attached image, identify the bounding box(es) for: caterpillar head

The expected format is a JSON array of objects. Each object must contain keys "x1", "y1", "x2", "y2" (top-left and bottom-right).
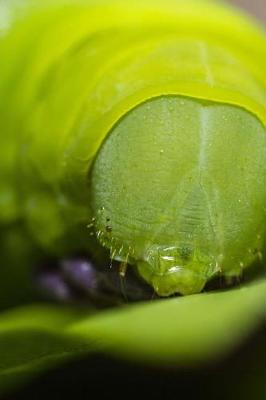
[{"x1": 90, "y1": 96, "x2": 266, "y2": 296}]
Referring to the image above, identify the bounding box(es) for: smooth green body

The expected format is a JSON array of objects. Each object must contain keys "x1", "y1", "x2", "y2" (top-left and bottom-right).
[{"x1": 0, "y1": 0, "x2": 265, "y2": 295}]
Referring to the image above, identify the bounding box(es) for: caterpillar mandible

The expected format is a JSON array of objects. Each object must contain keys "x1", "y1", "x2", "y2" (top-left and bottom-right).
[{"x1": 0, "y1": 0, "x2": 265, "y2": 298}]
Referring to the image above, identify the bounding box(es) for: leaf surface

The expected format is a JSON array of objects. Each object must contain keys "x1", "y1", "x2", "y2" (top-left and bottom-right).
[{"x1": 1, "y1": 279, "x2": 266, "y2": 393}]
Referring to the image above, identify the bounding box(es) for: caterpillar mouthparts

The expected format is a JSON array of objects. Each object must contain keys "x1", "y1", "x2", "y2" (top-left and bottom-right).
[{"x1": 137, "y1": 245, "x2": 218, "y2": 296}]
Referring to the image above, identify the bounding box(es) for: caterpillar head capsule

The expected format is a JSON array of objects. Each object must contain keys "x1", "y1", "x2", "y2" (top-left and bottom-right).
[{"x1": 91, "y1": 95, "x2": 266, "y2": 296}]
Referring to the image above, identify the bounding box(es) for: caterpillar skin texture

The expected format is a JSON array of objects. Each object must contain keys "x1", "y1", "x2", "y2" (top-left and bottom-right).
[{"x1": 0, "y1": 0, "x2": 265, "y2": 296}]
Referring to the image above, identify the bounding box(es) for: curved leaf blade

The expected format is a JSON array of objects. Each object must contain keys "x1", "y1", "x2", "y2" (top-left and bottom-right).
[{"x1": 1, "y1": 280, "x2": 266, "y2": 393}]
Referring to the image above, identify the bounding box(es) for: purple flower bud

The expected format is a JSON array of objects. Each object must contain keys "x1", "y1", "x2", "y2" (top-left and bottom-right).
[
  {"x1": 37, "y1": 272, "x2": 73, "y2": 302},
  {"x1": 61, "y1": 259, "x2": 98, "y2": 292}
]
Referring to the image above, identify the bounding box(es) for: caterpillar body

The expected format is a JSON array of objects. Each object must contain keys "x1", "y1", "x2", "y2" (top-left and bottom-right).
[{"x1": 0, "y1": 0, "x2": 265, "y2": 297}]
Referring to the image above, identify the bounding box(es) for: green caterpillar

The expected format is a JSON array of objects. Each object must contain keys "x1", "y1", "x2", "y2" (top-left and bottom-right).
[{"x1": 0, "y1": 0, "x2": 265, "y2": 297}]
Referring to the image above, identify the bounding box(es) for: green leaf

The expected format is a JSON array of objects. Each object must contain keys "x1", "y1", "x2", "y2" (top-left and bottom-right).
[
  {"x1": 1, "y1": 279, "x2": 266, "y2": 394},
  {"x1": 0, "y1": 305, "x2": 94, "y2": 394}
]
